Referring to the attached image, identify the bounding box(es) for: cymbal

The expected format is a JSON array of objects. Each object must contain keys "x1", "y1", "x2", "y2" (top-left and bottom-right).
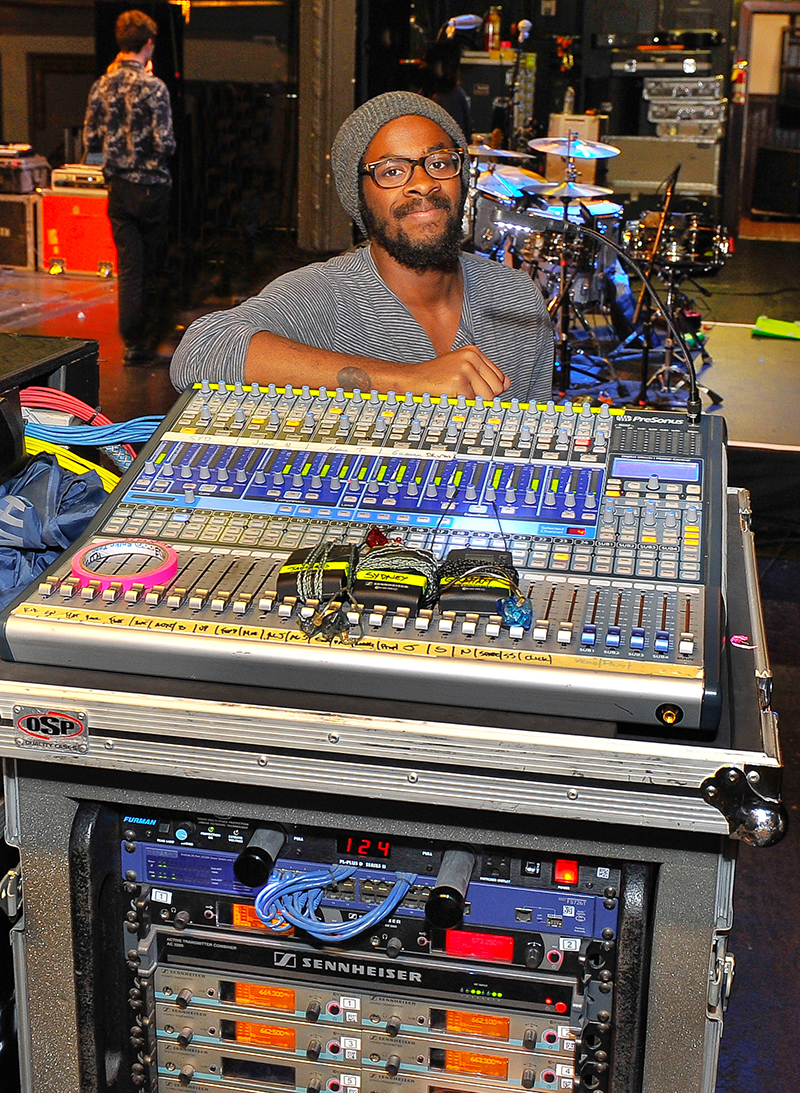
[
  {"x1": 527, "y1": 136, "x2": 621, "y2": 160},
  {"x1": 468, "y1": 144, "x2": 533, "y2": 161},
  {"x1": 527, "y1": 180, "x2": 615, "y2": 199},
  {"x1": 476, "y1": 165, "x2": 547, "y2": 198}
]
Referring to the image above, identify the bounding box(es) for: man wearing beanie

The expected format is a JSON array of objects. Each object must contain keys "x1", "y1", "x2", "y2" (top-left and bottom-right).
[{"x1": 171, "y1": 92, "x2": 553, "y2": 402}]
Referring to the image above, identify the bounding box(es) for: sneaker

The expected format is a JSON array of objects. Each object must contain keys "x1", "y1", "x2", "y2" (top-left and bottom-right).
[
  {"x1": 123, "y1": 345, "x2": 151, "y2": 366},
  {"x1": 123, "y1": 347, "x2": 172, "y2": 367}
]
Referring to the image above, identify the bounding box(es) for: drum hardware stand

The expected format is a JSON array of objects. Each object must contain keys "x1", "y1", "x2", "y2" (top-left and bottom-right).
[
  {"x1": 645, "y1": 263, "x2": 723, "y2": 405},
  {"x1": 551, "y1": 194, "x2": 580, "y2": 394},
  {"x1": 524, "y1": 134, "x2": 621, "y2": 396}
]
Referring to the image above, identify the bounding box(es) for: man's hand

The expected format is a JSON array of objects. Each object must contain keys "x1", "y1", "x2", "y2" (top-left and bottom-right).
[{"x1": 416, "y1": 346, "x2": 509, "y2": 398}]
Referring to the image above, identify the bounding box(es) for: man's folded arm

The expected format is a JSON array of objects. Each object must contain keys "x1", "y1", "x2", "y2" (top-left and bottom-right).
[{"x1": 171, "y1": 313, "x2": 508, "y2": 398}]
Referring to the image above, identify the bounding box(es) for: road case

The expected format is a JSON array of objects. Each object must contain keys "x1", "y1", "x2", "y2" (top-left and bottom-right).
[
  {"x1": 0, "y1": 485, "x2": 784, "y2": 1093},
  {"x1": 38, "y1": 187, "x2": 117, "y2": 277}
]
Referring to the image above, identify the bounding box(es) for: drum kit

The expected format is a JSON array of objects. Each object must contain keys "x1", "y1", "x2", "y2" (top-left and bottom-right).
[{"x1": 466, "y1": 133, "x2": 730, "y2": 404}]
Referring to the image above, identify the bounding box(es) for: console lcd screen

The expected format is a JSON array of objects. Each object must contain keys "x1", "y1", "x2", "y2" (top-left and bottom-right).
[{"x1": 611, "y1": 458, "x2": 700, "y2": 483}]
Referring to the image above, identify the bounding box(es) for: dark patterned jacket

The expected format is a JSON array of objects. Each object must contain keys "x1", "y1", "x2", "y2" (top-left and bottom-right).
[{"x1": 83, "y1": 59, "x2": 175, "y2": 185}]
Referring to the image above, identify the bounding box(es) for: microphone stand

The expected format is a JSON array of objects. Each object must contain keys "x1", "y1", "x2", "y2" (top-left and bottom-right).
[{"x1": 630, "y1": 166, "x2": 680, "y2": 406}]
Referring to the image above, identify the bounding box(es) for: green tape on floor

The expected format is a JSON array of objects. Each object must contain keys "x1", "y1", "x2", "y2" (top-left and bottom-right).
[{"x1": 752, "y1": 315, "x2": 800, "y2": 339}]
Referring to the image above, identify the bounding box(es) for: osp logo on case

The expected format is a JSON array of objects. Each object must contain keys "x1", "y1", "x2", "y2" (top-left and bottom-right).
[{"x1": 14, "y1": 707, "x2": 86, "y2": 748}]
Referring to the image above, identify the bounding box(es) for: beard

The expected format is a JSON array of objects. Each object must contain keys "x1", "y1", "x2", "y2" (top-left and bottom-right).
[{"x1": 360, "y1": 190, "x2": 466, "y2": 271}]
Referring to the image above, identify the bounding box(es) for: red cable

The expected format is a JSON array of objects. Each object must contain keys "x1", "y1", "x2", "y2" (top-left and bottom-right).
[{"x1": 20, "y1": 387, "x2": 138, "y2": 460}]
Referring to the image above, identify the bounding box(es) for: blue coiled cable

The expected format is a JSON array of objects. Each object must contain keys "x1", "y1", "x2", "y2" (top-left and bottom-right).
[
  {"x1": 254, "y1": 864, "x2": 416, "y2": 942},
  {"x1": 24, "y1": 416, "x2": 163, "y2": 447}
]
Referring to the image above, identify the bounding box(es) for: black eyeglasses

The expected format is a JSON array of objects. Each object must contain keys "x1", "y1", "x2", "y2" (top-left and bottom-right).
[{"x1": 360, "y1": 149, "x2": 465, "y2": 189}]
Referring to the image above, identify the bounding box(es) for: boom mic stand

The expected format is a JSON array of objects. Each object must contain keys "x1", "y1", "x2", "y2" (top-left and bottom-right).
[
  {"x1": 629, "y1": 165, "x2": 680, "y2": 406},
  {"x1": 523, "y1": 212, "x2": 703, "y2": 422}
]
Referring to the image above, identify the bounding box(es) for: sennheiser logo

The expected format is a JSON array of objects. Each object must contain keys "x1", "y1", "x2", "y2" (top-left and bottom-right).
[{"x1": 278, "y1": 954, "x2": 423, "y2": 984}]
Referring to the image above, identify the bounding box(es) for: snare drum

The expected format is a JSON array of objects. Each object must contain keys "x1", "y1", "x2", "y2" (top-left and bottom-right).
[{"x1": 471, "y1": 191, "x2": 519, "y2": 258}]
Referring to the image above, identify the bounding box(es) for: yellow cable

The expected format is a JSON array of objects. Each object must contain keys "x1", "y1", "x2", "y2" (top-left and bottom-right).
[{"x1": 24, "y1": 437, "x2": 120, "y2": 493}]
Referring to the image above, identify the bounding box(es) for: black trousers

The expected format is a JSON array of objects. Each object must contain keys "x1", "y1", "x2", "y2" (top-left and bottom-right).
[{"x1": 107, "y1": 177, "x2": 171, "y2": 351}]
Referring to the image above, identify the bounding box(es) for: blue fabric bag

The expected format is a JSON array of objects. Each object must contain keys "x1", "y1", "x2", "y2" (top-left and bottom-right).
[{"x1": 0, "y1": 454, "x2": 106, "y2": 609}]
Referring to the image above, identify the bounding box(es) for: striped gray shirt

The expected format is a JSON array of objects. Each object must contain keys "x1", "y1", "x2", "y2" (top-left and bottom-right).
[{"x1": 170, "y1": 245, "x2": 554, "y2": 402}]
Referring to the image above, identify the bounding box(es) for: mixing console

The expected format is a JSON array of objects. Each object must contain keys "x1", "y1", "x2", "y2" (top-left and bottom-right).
[{"x1": 0, "y1": 383, "x2": 726, "y2": 728}]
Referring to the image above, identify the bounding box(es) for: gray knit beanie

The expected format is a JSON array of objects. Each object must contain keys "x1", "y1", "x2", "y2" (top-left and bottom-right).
[{"x1": 331, "y1": 91, "x2": 469, "y2": 234}]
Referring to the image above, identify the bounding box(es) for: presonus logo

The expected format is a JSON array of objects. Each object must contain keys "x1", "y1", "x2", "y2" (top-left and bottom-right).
[{"x1": 16, "y1": 711, "x2": 84, "y2": 740}]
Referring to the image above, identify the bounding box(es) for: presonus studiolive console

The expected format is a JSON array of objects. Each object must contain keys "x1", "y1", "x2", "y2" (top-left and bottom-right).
[{"x1": 0, "y1": 383, "x2": 726, "y2": 728}]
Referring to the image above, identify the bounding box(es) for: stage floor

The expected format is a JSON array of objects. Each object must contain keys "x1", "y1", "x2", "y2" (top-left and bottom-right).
[{"x1": 702, "y1": 321, "x2": 800, "y2": 450}]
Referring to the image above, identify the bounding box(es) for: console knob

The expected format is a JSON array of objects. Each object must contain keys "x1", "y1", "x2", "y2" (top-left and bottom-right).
[
  {"x1": 307, "y1": 1039, "x2": 323, "y2": 1061},
  {"x1": 175, "y1": 988, "x2": 193, "y2": 1009},
  {"x1": 173, "y1": 911, "x2": 191, "y2": 931},
  {"x1": 233, "y1": 827, "x2": 286, "y2": 888},
  {"x1": 306, "y1": 1001, "x2": 321, "y2": 1023},
  {"x1": 522, "y1": 1067, "x2": 536, "y2": 1089},
  {"x1": 177, "y1": 1026, "x2": 194, "y2": 1047},
  {"x1": 524, "y1": 935, "x2": 545, "y2": 968},
  {"x1": 522, "y1": 1029, "x2": 538, "y2": 1051},
  {"x1": 179, "y1": 1064, "x2": 195, "y2": 1087},
  {"x1": 425, "y1": 846, "x2": 475, "y2": 929},
  {"x1": 307, "y1": 1082, "x2": 323, "y2": 1093},
  {"x1": 386, "y1": 1014, "x2": 402, "y2": 1037},
  {"x1": 386, "y1": 1054, "x2": 402, "y2": 1076}
]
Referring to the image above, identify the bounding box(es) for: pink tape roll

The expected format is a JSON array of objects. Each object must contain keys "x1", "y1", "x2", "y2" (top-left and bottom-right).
[{"x1": 71, "y1": 539, "x2": 179, "y2": 593}]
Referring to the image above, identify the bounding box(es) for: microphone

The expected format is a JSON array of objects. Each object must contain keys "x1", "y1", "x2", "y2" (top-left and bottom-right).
[
  {"x1": 517, "y1": 19, "x2": 532, "y2": 43},
  {"x1": 447, "y1": 14, "x2": 483, "y2": 31},
  {"x1": 497, "y1": 210, "x2": 579, "y2": 238}
]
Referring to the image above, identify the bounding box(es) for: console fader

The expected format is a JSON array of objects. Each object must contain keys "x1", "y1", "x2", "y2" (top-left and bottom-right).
[{"x1": 0, "y1": 383, "x2": 726, "y2": 728}]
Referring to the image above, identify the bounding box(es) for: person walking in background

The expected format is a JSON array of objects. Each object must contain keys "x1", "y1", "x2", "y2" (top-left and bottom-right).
[
  {"x1": 83, "y1": 9, "x2": 175, "y2": 366},
  {"x1": 423, "y1": 40, "x2": 472, "y2": 144}
]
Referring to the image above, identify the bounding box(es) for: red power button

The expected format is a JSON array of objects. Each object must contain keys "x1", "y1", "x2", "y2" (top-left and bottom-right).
[{"x1": 554, "y1": 858, "x2": 579, "y2": 885}]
